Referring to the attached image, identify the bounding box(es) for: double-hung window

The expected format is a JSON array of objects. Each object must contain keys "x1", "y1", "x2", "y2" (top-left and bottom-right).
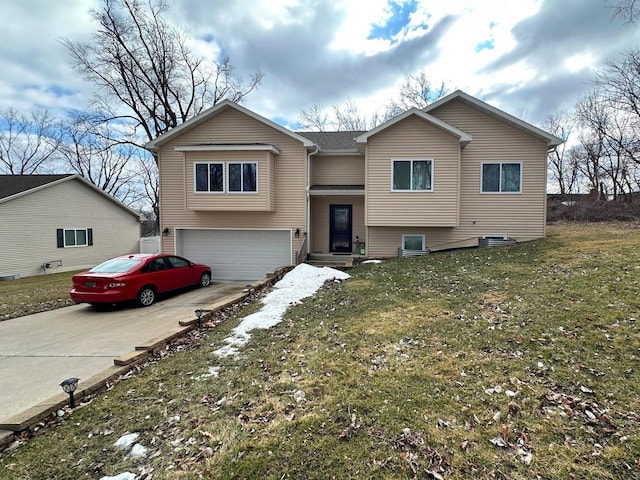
[
  {"x1": 481, "y1": 162, "x2": 522, "y2": 193},
  {"x1": 229, "y1": 162, "x2": 257, "y2": 192},
  {"x1": 392, "y1": 159, "x2": 433, "y2": 191},
  {"x1": 195, "y1": 162, "x2": 224, "y2": 192}
]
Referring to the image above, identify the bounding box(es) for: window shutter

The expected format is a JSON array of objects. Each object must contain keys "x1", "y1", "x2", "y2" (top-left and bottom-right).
[
  {"x1": 57, "y1": 229, "x2": 64, "y2": 248},
  {"x1": 87, "y1": 228, "x2": 93, "y2": 246}
]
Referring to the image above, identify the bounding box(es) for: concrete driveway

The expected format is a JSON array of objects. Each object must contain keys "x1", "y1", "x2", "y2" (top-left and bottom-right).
[{"x1": 0, "y1": 281, "x2": 247, "y2": 431}]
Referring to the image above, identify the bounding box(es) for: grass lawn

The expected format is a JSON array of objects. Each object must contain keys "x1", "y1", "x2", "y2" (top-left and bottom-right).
[
  {"x1": 1, "y1": 224, "x2": 639, "y2": 479},
  {"x1": 0, "y1": 270, "x2": 79, "y2": 321}
]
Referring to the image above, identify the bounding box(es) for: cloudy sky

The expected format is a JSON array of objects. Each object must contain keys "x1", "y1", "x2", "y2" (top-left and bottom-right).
[{"x1": 0, "y1": 0, "x2": 638, "y2": 130}]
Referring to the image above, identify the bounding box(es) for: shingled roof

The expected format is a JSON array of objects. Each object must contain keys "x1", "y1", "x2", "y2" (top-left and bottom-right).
[
  {"x1": 296, "y1": 131, "x2": 366, "y2": 152},
  {"x1": 0, "y1": 174, "x2": 73, "y2": 200}
]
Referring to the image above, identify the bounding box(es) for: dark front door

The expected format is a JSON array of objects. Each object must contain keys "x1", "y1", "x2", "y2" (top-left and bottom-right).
[{"x1": 330, "y1": 204, "x2": 352, "y2": 253}]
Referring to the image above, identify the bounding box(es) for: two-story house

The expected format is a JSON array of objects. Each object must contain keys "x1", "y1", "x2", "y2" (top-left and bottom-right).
[{"x1": 145, "y1": 90, "x2": 562, "y2": 280}]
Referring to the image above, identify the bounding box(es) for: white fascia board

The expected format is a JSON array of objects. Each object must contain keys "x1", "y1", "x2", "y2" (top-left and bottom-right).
[{"x1": 175, "y1": 144, "x2": 281, "y2": 154}]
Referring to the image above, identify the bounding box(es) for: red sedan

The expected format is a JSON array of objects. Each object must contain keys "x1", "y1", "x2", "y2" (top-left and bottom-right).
[{"x1": 71, "y1": 254, "x2": 212, "y2": 307}]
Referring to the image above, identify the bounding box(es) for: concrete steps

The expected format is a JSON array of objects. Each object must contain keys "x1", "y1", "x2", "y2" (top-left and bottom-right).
[{"x1": 305, "y1": 253, "x2": 359, "y2": 268}]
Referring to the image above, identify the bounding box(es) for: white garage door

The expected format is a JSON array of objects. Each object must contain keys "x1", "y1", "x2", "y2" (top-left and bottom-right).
[{"x1": 177, "y1": 229, "x2": 292, "y2": 281}]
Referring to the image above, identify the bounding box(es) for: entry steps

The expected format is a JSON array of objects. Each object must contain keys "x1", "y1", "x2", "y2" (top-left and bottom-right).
[{"x1": 305, "y1": 253, "x2": 360, "y2": 269}]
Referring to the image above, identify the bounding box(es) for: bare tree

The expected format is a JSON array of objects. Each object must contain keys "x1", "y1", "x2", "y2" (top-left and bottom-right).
[
  {"x1": 59, "y1": 113, "x2": 143, "y2": 206},
  {"x1": 608, "y1": 0, "x2": 640, "y2": 23},
  {"x1": 298, "y1": 98, "x2": 381, "y2": 132},
  {"x1": 544, "y1": 111, "x2": 578, "y2": 196},
  {"x1": 595, "y1": 49, "x2": 640, "y2": 144},
  {"x1": 298, "y1": 71, "x2": 448, "y2": 132},
  {"x1": 0, "y1": 108, "x2": 63, "y2": 174},
  {"x1": 384, "y1": 70, "x2": 448, "y2": 120},
  {"x1": 134, "y1": 151, "x2": 160, "y2": 225},
  {"x1": 61, "y1": 0, "x2": 263, "y2": 147},
  {"x1": 298, "y1": 104, "x2": 330, "y2": 131},
  {"x1": 333, "y1": 99, "x2": 376, "y2": 131},
  {"x1": 61, "y1": 0, "x2": 263, "y2": 226}
]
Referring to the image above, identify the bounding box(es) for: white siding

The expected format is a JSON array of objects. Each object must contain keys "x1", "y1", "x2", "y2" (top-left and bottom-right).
[{"x1": 0, "y1": 180, "x2": 140, "y2": 278}]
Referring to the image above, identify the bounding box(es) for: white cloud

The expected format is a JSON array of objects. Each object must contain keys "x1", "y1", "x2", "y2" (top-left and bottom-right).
[
  {"x1": 0, "y1": 0, "x2": 638, "y2": 127},
  {"x1": 564, "y1": 52, "x2": 596, "y2": 73}
]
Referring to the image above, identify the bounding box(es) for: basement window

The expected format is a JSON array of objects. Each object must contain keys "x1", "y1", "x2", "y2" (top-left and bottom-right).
[{"x1": 402, "y1": 234, "x2": 425, "y2": 251}]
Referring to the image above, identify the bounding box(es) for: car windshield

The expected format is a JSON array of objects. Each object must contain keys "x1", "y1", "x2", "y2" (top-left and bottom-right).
[{"x1": 89, "y1": 258, "x2": 142, "y2": 273}]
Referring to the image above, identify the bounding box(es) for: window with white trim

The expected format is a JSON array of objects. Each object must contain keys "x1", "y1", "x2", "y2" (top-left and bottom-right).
[
  {"x1": 195, "y1": 162, "x2": 224, "y2": 192},
  {"x1": 481, "y1": 162, "x2": 522, "y2": 193},
  {"x1": 228, "y1": 162, "x2": 258, "y2": 192},
  {"x1": 402, "y1": 234, "x2": 425, "y2": 251},
  {"x1": 392, "y1": 159, "x2": 433, "y2": 191},
  {"x1": 57, "y1": 228, "x2": 93, "y2": 248}
]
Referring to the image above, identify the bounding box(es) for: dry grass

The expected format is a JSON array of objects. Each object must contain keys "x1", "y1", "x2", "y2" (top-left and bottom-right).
[
  {"x1": 0, "y1": 270, "x2": 79, "y2": 321},
  {"x1": 1, "y1": 224, "x2": 639, "y2": 479}
]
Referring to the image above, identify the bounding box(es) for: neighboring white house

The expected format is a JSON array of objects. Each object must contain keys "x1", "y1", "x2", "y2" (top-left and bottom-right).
[{"x1": 0, "y1": 174, "x2": 141, "y2": 279}]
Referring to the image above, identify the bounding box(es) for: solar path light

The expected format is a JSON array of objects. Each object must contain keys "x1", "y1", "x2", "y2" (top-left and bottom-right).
[
  {"x1": 194, "y1": 309, "x2": 213, "y2": 328},
  {"x1": 60, "y1": 377, "x2": 79, "y2": 408}
]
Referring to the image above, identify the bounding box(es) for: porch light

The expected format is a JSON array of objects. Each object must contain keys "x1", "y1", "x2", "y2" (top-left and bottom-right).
[
  {"x1": 294, "y1": 228, "x2": 300, "y2": 238},
  {"x1": 162, "y1": 227, "x2": 170, "y2": 237},
  {"x1": 60, "y1": 377, "x2": 79, "y2": 408},
  {"x1": 194, "y1": 309, "x2": 213, "y2": 328}
]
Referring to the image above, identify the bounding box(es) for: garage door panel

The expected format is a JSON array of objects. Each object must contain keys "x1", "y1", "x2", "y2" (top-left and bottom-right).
[{"x1": 178, "y1": 230, "x2": 291, "y2": 281}]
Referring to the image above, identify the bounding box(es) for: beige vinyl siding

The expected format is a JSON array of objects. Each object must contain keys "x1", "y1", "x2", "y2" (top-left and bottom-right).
[
  {"x1": 311, "y1": 196, "x2": 365, "y2": 253},
  {"x1": 158, "y1": 106, "x2": 307, "y2": 263},
  {"x1": 367, "y1": 226, "x2": 483, "y2": 257},
  {"x1": 429, "y1": 99, "x2": 548, "y2": 241},
  {"x1": 0, "y1": 181, "x2": 139, "y2": 278},
  {"x1": 185, "y1": 150, "x2": 274, "y2": 211},
  {"x1": 312, "y1": 155, "x2": 365, "y2": 185},
  {"x1": 366, "y1": 116, "x2": 460, "y2": 227}
]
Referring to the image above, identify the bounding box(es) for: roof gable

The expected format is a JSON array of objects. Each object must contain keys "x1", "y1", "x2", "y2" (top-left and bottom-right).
[
  {"x1": 355, "y1": 108, "x2": 472, "y2": 146},
  {"x1": 424, "y1": 90, "x2": 563, "y2": 147},
  {"x1": 0, "y1": 174, "x2": 140, "y2": 219},
  {"x1": 144, "y1": 100, "x2": 315, "y2": 151}
]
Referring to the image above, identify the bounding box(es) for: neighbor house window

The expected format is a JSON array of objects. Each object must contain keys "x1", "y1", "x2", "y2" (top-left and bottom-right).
[
  {"x1": 402, "y1": 234, "x2": 425, "y2": 251},
  {"x1": 57, "y1": 228, "x2": 93, "y2": 248},
  {"x1": 392, "y1": 159, "x2": 433, "y2": 191},
  {"x1": 481, "y1": 162, "x2": 522, "y2": 193},
  {"x1": 195, "y1": 162, "x2": 224, "y2": 192},
  {"x1": 228, "y1": 162, "x2": 257, "y2": 192}
]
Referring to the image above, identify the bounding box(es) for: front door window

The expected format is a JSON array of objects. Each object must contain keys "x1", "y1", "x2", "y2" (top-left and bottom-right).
[{"x1": 330, "y1": 205, "x2": 352, "y2": 253}]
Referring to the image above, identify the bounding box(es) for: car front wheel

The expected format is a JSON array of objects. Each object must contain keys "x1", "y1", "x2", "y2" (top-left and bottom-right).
[
  {"x1": 199, "y1": 272, "x2": 211, "y2": 287},
  {"x1": 137, "y1": 286, "x2": 156, "y2": 307}
]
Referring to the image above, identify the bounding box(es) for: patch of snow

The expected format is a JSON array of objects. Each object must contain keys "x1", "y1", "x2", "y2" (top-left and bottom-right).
[
  {"x1": 129, "y1": 443, "x2": 148, "y2": 458},
  {"x1": 114, "y1": 432, "x2": 139, "y2": 450},
  {"x1": 362, "y1": 259, "x2": 383, "y2": 264},
  {"x1": 99, "y1": 473, "x2": 136, "y2": 480},
  {"x1": 214, "y1": 264, "x2": 349, "y2": 358},
  {"x1": 193, "y1": 366, "x2": 221, "y2": 380}
]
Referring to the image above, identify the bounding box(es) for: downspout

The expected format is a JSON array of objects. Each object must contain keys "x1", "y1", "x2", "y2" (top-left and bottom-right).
[{"x1": 306, "y1": 145, "x2": 319, "y2": 258}]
